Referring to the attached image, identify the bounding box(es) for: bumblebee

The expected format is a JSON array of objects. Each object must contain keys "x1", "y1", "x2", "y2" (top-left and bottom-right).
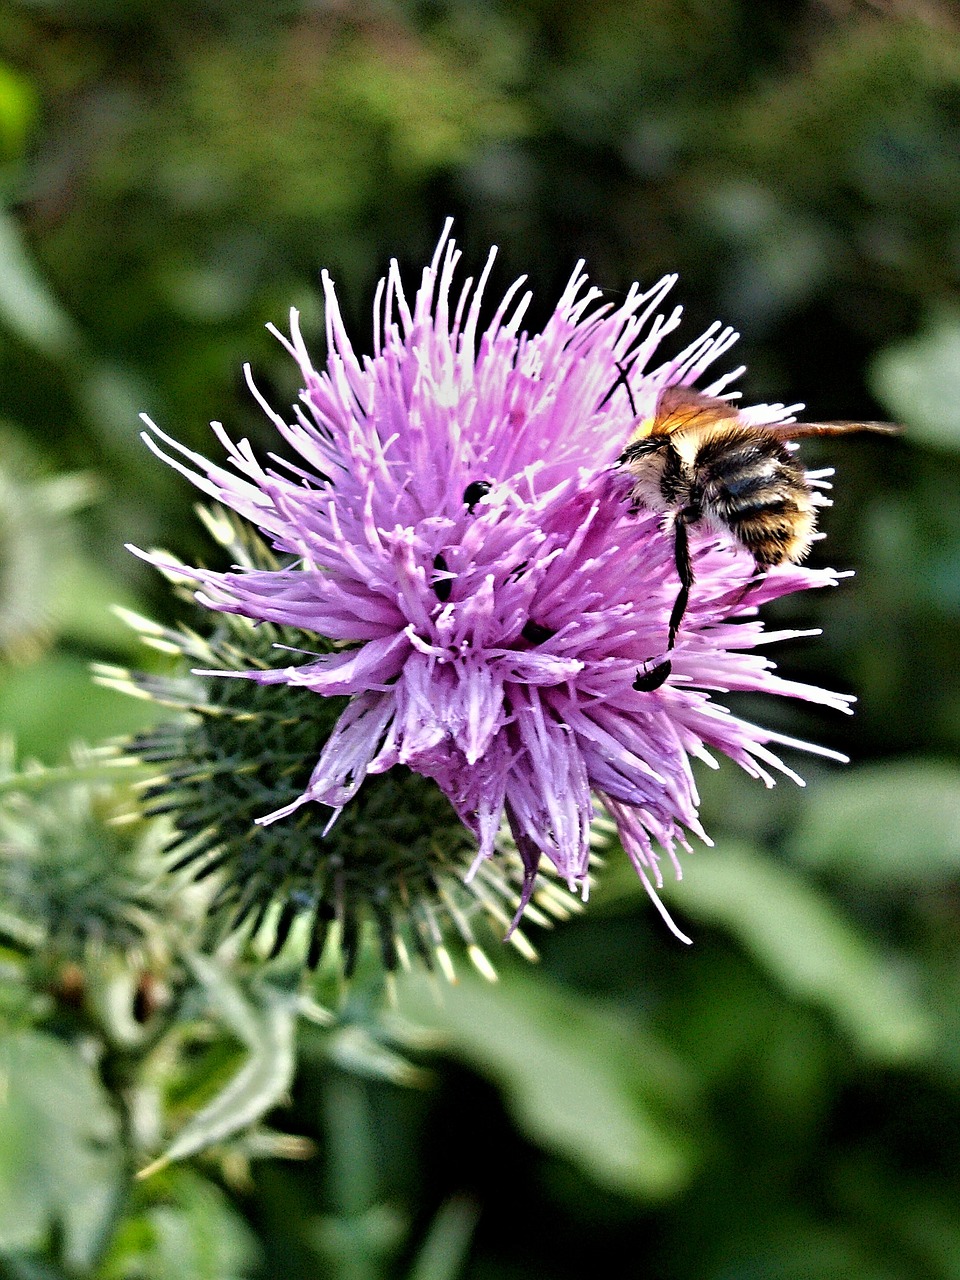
[{"x1": 614, "y1": 382, "x2": 896, "y2": 690}]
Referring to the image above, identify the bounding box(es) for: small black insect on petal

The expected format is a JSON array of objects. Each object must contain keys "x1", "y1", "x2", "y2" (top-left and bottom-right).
[
  {"x1": 432, "y1": 553, "x2": 453, "y2": 603},
  {"x1": 463, "y1": 480, "x2": 492, "y2": 511},
  {"x1": 634, "y1": 661, "x2": 672, "y2": 692},
  {"x1": 522, "y1": 620, "x2": 556, "y2": 646}
]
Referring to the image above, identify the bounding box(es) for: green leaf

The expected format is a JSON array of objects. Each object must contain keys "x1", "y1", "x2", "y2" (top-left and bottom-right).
[
  {"x1": 0, "y1": 1029, "x2": 123, "y2": 1268},
  {"x1": 50, "y1": 547, "x2": 151, "y2": 655},
  {"x1": 139, "y1": 956, "x2": 296, "y2": 1177},
  {"x1": 0, "y1": 62, "x2": 38, "y2": 161},
  {"x1": 406, "y1": 1196, "x2": 480, "y2": 1280},
  {"x1": 0, "y1": 443, "x2": 96, "y2": 663},
  {"x1": 0, "y1": 654, "x2": 160, "y2": 762},
  {"x1": 326, "y1": 1022, "x2": 430, "y2": 1087},
  {"x1": 785, "y1": 761, "x2": 960, "y2": 887},
  {"x1": 395, "y1": 966, "x2": 699, "y2": 1201},
  {"x1": 101, "y1": 1167, "x2": 258, "y2": 1280},
  {"x1": 869, "y1": 311, "x2": 960, "y2": 450},
  {"x1": 662, "y1": 842, "x2": 935, "y2": 1065},
  {"x1": 0, "y1": 212, "x2": 80, "y2": 361}
]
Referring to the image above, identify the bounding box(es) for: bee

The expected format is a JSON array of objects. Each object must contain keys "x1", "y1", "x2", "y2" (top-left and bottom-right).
[{"x1": 614, "y1": 380, "x2": 897, "y2": 691}]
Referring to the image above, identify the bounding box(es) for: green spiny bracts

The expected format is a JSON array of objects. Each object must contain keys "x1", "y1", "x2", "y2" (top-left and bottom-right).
[
  {"x1": 100, "y1": 511, "x2": 577, "y2": 980},
  {"x1": 0, "y1": 748, "x2": 173, "y2": 965}
]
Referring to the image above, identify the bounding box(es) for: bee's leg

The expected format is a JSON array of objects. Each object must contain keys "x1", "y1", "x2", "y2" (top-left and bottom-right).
[
  {"x1": 634, "y1": 510, "x2": 699, "y2": 693},
  {"x1": 667, "y1": 513, "x2": 695, "y2": 649},
  {"x1": 634, "y1": 513, "x2": 694, "y2": 692},
  {"x1": 599, "y1": 357, "x2": 638, "y2": 415},
  {"x1": 729, "y1": 571, "x2": 764, "y2": 615}
]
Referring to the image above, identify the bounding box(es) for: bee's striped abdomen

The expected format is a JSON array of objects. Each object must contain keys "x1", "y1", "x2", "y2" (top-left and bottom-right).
[{"x1": 693, "y1": 427, "x2": 817, "y2": 567}]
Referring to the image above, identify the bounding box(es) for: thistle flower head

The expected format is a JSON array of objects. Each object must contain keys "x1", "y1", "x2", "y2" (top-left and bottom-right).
[
  {"x1": 109, "y1": 515, "x2": 577, "y2": 979},
  {"x1": 132, "y1": 223, "x2": 852, "y2": 942}
]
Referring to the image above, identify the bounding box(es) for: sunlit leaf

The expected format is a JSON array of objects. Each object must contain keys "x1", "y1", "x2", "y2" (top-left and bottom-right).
[
  {"x1": 0, "y1": 654, "x2": 160, "y2": 762},
  {"x1": 0, "y1": 212, "x2": 80, "y2": 360},
  {"x1": 138, "y1": 955, "x2": 296, "y2": 1176},
  {"x1": 0, "y1": 1029, "x2": 122, "y2": 1267},
  {"x1": 0, "y1": 440, "x2": 96, "y2": 664},
  {"x1": 662, "y1": 842, "x2": 935, "y2": 1065},
  {"x1": 396, "y1": 966, "x2": 699, "y2": 1200},
  {"x1": 102, "y1": 1167, "x2": 259, "y2": 1280},
  {"x1": 406, "y1": 1195, "x2": 480, "y2": 1280},
  {"x1": 0, "y1": 62, "x2": 38, "y2": 160},
  {"x1": 786, "y1": 761, "x2": 960, "y2": 886},
  {"x1": 869, "y1": 312, "x2": 960, "y2": 451},
  {"x1": 50, "y1": 547, "x2": 152, "y2": 655},
  {"x1": 326, "y1": 1022, "x2": 429, "y2": 1087}
]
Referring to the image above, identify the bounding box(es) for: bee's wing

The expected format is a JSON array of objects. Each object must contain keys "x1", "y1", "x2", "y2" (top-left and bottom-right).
[
  {"x1": 766, "y1": 420, "x2": 900, "y2": 439},
  {"x1": 652, "y1": 385, "x2": 740, "y2": 436}
]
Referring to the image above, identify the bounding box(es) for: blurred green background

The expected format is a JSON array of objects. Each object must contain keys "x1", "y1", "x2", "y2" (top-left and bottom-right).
[{"x1": 2, "y1": 1, "x2": 960, "y2": 1277}]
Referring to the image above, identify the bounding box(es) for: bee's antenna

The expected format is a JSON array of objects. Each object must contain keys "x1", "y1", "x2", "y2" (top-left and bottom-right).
[{"x1": 599, "y1": 358, "x2": 638, "y2": 416}]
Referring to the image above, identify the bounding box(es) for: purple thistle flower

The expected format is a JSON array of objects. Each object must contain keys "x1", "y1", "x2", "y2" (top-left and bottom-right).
[{"x1": 134, "y1": 222, "x2": 852, "y2": 943}]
